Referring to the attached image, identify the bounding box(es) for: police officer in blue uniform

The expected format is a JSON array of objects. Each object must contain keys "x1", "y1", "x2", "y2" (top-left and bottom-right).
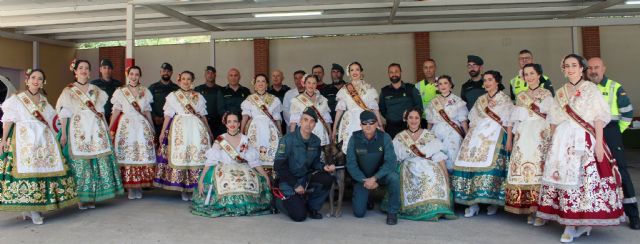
[
  {"x1": 274, "y1": 108, "x2": 335, "y2": 222},
  {"x1": 90, "y1": 59, "x2": 122, "y2": 123},
  {"x1": 346, "y1": 110, "x2": 400, "y2": 225},
  {"x1": 149, "y1": 62, "x2": 179, "y2": 136}
]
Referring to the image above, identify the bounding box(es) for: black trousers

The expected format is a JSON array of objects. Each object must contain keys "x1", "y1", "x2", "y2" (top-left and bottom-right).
[
  {"x1": 385, "y1": 121, "x2": 405, "y2": 139},
  {"x1": 279, "y1": 172, "x2": 333, "y2": 222},
  {"x1": 604, "y1": 122, "x2": 638, "y2": 218}
]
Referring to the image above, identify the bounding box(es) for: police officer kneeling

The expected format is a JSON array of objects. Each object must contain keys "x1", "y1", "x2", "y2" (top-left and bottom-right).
[
  {"x1": 274, "y1": 108, "x2": 335, "y2": 222},
  {"x1": 346, "y1": 110, "x2": 400, "y2": 225}
]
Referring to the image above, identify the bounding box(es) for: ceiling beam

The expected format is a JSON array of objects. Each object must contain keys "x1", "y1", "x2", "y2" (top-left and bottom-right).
[
  {"x1": 388, "y1": 0, "x2": 400, "y2": 24},
  {"x1": 0, "y1": 3, "x2": 127, "y2": 17},
  {"x1": 0, "y1": 30, "x2": 76, "y2": 47},
  {"x1": 143, "y1": 4, "x2": 222, "y2": 31},
  {"x1": 55, "y1": 27, "x2": 206, "y2": 40},
  {"x1": 564, "y1": 0, "x2": 627, "y2": 18}
]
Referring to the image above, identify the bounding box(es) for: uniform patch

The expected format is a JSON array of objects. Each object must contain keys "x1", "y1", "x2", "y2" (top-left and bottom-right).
[
  {"x1": 277, "y1": 143, "x2": 286, "y2": 154},
  {"x1": 378, "y1": 146, "x2": 383, "y2": 152}
]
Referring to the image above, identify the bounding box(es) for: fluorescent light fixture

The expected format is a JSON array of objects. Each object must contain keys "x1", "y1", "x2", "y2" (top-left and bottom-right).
[
  {"x1": 254, "y1": 11, "x2": 323, "y2": 18},
  {"x1": 627, "y1": 1, "x2": 640, "y2": 4}
]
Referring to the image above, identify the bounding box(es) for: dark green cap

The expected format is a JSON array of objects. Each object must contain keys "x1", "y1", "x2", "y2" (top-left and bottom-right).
[
  {"x1": 303, "y1": 107, "x2": 318, "y2": 122},
  {"x1": 467, "y1": 55, "x2": 484, "y2": 66},
  {"x1": 359, "y1": 110, "x2": 377, "y2": 124}
]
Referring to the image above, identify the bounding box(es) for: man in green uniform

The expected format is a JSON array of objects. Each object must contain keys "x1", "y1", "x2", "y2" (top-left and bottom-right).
[
  {"x1": 416, "y1": 59, "x2": 438, "y2": 122},
  {"x1": 274, "y1": 108, "x2": 335, "y2": 222},
  {"x1": 194, "y1": 66, "x2": 223, "y2": 137},
  {"x1": 90, "y1": 59, "x2": 122, "y2": 124},
  {"x1": 217, "y1": 68, "x2": 251, "y2": 115},
  {"x1": 379, "y1": 63, "x2": 422, "y2": 138},
  {"x1": 346, "y1": 110, "x2": 400, "y2": 225},
  {"x1": 588, "y1": 57, "x2": 639, "y2": 229},
  {"x1": 460, "y1": 55, "x2": 486, "y2": 111},
  {"x1": 268, "y1": 69, "x2": 290, "y2": 134},
  {"x1": 320, "y1": 63, "x2": 346, "y2": 121},
  {"x1": 149, "y1": 62, "x2": 179, "y2": 136},
  {"x1": 509, "y1": 49, "x2": 554, "y2": 100}
]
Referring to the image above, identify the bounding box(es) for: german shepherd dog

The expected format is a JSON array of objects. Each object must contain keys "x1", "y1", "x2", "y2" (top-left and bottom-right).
[{"x1": 325, "y1": 141, "x2": 346, "y2": 217}]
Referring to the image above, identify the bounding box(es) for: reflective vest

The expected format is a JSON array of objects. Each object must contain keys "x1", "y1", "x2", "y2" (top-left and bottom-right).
[
  {"x1": 597, "y1": 78, "x2": 631, "y2": 132},
  {"x1": 417, "y1": 79, "x2": 437, "y2": 118}
]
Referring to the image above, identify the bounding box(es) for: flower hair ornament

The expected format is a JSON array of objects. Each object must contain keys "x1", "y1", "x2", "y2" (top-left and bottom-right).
[
  {"x1": 69, "y1": 58, "x2": 77, "y2": 72},
  {"x1": 25, "y1": 68, "x2": 32, "y2": 80}
]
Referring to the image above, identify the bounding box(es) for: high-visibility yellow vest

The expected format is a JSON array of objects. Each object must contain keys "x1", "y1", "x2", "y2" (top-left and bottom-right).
[
  {"x1": 417, "y1": 79, "x2": 438, "y2": 118},
  {"x1": 510, "y1": 74, "x2": 550, "y2": 97},
  {"x1": 597, "y1": 78, "x2": 631, "y2": 132}
]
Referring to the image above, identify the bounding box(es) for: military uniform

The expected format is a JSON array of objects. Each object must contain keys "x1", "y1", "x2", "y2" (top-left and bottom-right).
[
  {"x1": 194, "y1": 83, "x2": 223, "y2": 137},
  {"x1": 460, "y1": 79, "x2": 486, "y2": 111},
  {"x1": 219, "y1": 85, "x2": 250, "y2": 115},
  {"x1": 90, "y1": 78, "x2": 122, "y2": 123},
  {"x1": 509, "y1": 74, "x2": 554, "y2": 101},
  {"x1": 379, "y1": 82, "x2": 422, "y2": 138},
  {"x1": 320, "y1": 82, "x2": 343, "y2": 121},
  {"x1": 148, "y1": 80, "x2": 179, "y2": 134},
  {"x1": 346, "y1": 129, "x2": 400, "y2": 220},
  {"x1": 268, "y1": 84, "x2": 291, "y2": 134},
  {"x1": 274, "y1": 126, "x2": 332, "y2": 222},
  {"x1": 596, "y1": 76, "x2": 638, "y2": 229}
]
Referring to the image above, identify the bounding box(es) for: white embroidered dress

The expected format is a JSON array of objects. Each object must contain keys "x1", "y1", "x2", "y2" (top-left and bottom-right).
[
  {"x1": 164, "y1": 90, "x2": 210, "y2": 169},
  {"x1": 289, "y1": 91, "x2": 333, "y2": 146},
  {"x1": 426, "y1": 94, "x2": 468, "y2": 171},
  {"x1": 335, "y1": 80, "x2": 379, "y2": 153},
  {"x1": 241, "y1": 93, "x2": 282, "y2": 165},
  {"x1": 111, "y1": 86, "x2": 155, "y2": 165},
  {"x1": 56, "y1": 84, "x2": 111, "y2": 159},
  {"x1": 2, "y1": 93, "x2": 65, "y2": 177},
  {"x1": 204, "y1": 135, "x2": 262, "y2": 197}
]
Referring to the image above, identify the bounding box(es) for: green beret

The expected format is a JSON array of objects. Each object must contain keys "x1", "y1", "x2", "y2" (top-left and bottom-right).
[
  {"x1": 467, "y1": 55, "x2": 484, "y2": 66},
  {"x1": 360, "y1": 110, "x2": 377, "y2": 124},
  {"x1": 303, "y1": 107, "x2": 318, "y2": 122}
]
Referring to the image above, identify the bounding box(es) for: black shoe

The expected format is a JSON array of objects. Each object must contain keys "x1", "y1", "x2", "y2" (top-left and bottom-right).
[
  {"x1": 367, "y1": 200, "x2": 374, "y2": 210},
  {"x1": 309, "y1": 210, "x2": 323, "y2": 219},
  {"x1": 630, "y1": 216, "x2": 640, "y2": 230},
  {"x1": 386, "y1": 213, "x2": 398, "y2": 225}
]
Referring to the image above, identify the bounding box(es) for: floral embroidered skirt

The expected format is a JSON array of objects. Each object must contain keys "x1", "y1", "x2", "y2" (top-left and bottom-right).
[
  {"x1": 121, "y1": 165, "x2": 155, "y2": 189},
  {"x1": 191, "y1": 164, "x2": 272, "y2": 218},
  {"x1": 0, "y1": 127, "x2": 78, "y2": 211},
  {"x1": 153, "y1": 117, "x2": 202, "y2": 192},
  {"x1": 451, "y1": 133, "x2": 509, "y2": 206}
]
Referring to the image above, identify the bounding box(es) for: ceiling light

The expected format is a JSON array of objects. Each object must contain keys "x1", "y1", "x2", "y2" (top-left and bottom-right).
[
  {"x1": 254, "y1": 11, "x2": 323, "y2": 18},
  {"x1": 627, "y1": 1, "x2": 640, "y2": 4}
]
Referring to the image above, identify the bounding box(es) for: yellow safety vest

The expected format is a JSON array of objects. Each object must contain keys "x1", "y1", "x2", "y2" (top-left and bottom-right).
[
  {"x1": 418, "y1": 79, "x2": 438, "y2": 118},
  {"x1": 597, "y1": 79, "x2": 631, "y2": 132},
  {"x1": 510, "y1": 74, "x2": 550, "y2": 97}
]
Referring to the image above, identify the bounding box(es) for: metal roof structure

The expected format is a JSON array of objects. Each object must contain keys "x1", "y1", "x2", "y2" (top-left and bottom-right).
[{"x1": 1, "y1": 0, "x2": 640, "y2": 45}]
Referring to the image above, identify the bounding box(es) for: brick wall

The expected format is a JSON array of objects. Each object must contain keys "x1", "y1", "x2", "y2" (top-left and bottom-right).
[
  {"x1": 414, "y1": 32, "x2": 430, "y2": 82},
  {"x1": 581, "y1": 26, "x2": 601, "y2": 59},
  {"x1": 98, "y1": 46, "x2": 125, "y2": 82},
  {"x1": 254, "y1": 39, "x2": 269, "y2": 77}
]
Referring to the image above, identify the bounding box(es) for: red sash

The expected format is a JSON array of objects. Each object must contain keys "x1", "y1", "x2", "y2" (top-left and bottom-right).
[
  {"x1": 67, "y1": 84, "x2": 103, "y2": 119},
  {"x1": 432, "y1": 97, "x2": 465, "y2": 137},
  {"x1": 345, "y1": 83, "x2": 370, "y2": 111}
]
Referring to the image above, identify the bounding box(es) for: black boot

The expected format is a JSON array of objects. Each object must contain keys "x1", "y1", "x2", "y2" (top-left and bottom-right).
[
  {"x1": 308, "y1": 210, "x2": 323, "y2": 219},
  {"x1": 367, "y1": 200, "x2": 374, "y2": 210},
  {"x1": 630, "y1": 216, "x2": 640, "y2": 230},
  {"x1": 386, "y1": 213, "x2": 398, "y2": 225}
]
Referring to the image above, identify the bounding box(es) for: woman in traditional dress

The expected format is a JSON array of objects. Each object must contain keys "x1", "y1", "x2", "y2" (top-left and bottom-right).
[
  {"x1": 426, "y1": 75, "x2": 468, "y2": 172},
  {"x1": 537, "y1": 54, "x2": 624, "y2": 243},
  {"x1": 289, "y1": 74, "x2": 332, "y2": 147},
  {"x1": 451, "y1": 70, "x2": 513, "y2": 218},
  {"x1": 332, "y1": 62, "x2": 383, "y2": 153},
  {"x1": 110, "y1": 66, "x2": 155, "y2": 200},
  {"x1": 192, "y1": 111, "x2": 272, "y2": 217},
  {"x1": 56, "y1": 60, "x2": 123, "y2": 209},
  {"x1": 504, "y1": 63, "x2": 554, "y2": 224},
  {"x1": 240, "y1": 74, "x2": 282, "y2": 170},
  {"x1": 0, "y1": 69, "x2": 77, "y2": 224},
  {"x1": 391, "y1": 107, "x2": 456, "y2": 221},
  {"x1": 154, "y1": 71, "x2": 211, "y2": 201}
]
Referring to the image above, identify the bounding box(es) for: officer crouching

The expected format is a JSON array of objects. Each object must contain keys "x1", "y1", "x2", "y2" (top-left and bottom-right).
[
  {"x1": 346, "y1": 110, "x2": 400, "y2": 225},
  {"x1": 274, "y1": 107, "x2": 335, "y2": 222}
]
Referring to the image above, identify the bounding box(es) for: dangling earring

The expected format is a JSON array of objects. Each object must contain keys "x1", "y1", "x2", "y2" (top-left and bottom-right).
[{"x1": 43, "y1": 80, "x2": 47, "y2": 85}]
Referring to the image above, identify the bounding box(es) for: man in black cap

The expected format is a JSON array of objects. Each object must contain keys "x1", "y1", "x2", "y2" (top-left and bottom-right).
[
  {"x1": 149, "y1": 62, "x2": 179, "y2": 136},
  {"x1": 320, "y1": 63, "x2": 346, "y2": 121},
  {"x1": 195, "y1": 66, "x2": 224, "y2": 138},
  {"x1": 379, "y1": 63, "x2": 422, "y2": 138},
  {"x1": 346, "y1": 110, "x2": 400, "y2": 225},
  {"x1": 275, "y1": 107, "x2": 335, "y2": 222},
  {"x1": 217, "y1": 68, "x2": 251, "y2": 117},
  {"x1": 461, "y1": 55, "x2": 486, "y2": 111},
  {"x1": 91, "y1": 59, "x2": 122, "y2": 123}
]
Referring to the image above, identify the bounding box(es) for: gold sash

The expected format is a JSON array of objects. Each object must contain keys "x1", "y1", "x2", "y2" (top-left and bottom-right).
[
  {"x1": 397, "y1": 130, "x2": 432, "y2": 160},
  {"x1": 247, "y1": 94, "x2": 280, "y2": 133},
  {"x1": 477, "y1": 96, "x2": 506, "y2": 132},
  {"x1": 16, "y1": 92, "x2": 51, "y2": 129},
  {"x1": 120, "y1": 86, "x2": 144, "y2": 116},
  {"x1": 174, "y1": 90, "x2": 199, "y2": 115},
  {"x1": 517, "y1": 92, "x2": 546, "y2": 119},
  {"x1": 431, "y1": 97, "x2": 465, "y2": 137},
  {"x1": 68, "y1": 84, "x2": 102, "y2": 118},
  {"x1": 345, "y1": 83, "x2": 370, "y2": 111},
  {"x1": 215, "y1": 135, "x2": 246, "y2": 163}
]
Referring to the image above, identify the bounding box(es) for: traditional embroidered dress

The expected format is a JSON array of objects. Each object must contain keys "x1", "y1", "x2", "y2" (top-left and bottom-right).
[
  {"x1": 240, "y1": 93, "x2": 282, "y2": 166},
  {"x1": 335, "y1": 80, "x2": 379, "y2": 153},
  {"x1": 451, "y1": 91, "x2": 513, "y2": 206},
  {"x1": 289, "y1": 91, "x2": 332, "y2": 146},
  {"x1": 537, "y1": 81, "x2": 624, "y2": 226},
  {"x1": 504, "y1": 88, "x2": 553, "y2": 215},
  {"x1": 390, "y1": 130, "x2": 456, "y2": 221},
  {"x1": 426, "y1": 94, "x2": 468, "y2": 171},
  {"x1": 56, "y1": 84, "x2": 124, "y2": 203},
  {"x1": 111, "y1": 86, "x2": 155, "y2": 189},
  {"x1": 0, "y1": 93, "x2": 77, "y2": 211},
  {"x1": 154, "y1": 90, "x2": 210, "y2": 192},
  {"x1": 191, "y1": 134, "x2": 272, "y2": 217}
]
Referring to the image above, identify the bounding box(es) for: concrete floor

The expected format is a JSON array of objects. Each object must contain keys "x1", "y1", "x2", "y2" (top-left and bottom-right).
[{"x1": 2, "y1": 150, "x2": 640, "y2": 244}]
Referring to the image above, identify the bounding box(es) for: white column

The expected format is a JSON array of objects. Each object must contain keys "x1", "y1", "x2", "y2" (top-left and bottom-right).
[
  {"x1": 571, "y1": 26, "x2": 580, "y2": 54},
  {"x1": 32, "y1": 41, "x2": 39, "y2": 69},
  {"x1": 209, "y1": 35, "x2": 216, "y2": 67},
  {"x1": 126, "y1": 3, "x2": 135, "y2": 62}
]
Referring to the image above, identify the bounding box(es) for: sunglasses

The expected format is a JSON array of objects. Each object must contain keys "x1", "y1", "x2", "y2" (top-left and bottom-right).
[{"x1": 361, "y1": 121, "x2": 376, "y2": 126}]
